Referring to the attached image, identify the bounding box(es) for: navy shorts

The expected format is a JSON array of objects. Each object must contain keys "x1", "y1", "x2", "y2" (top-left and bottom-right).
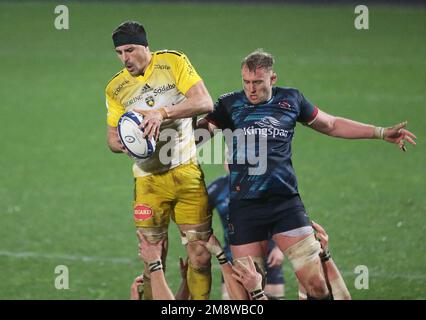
[{"x1": 228, "y1": 194, "x2": 311, "y2": 245}]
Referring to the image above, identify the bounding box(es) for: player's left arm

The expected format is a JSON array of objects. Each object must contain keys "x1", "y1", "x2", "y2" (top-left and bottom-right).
[
  {"x1": 309, "y1": 108, "x2": 417, "y2": 152},
  {"x1": 135, "y1": 80, "x2": 213, "y2": 140},
  {"x1": 165, "y1": 80, "x2": 214, "y2": 119},
  {"x1": 135, "y1": 53, "x2": 213, "y2": 140}
]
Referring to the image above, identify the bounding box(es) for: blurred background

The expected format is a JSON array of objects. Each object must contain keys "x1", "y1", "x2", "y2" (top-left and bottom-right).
[{"x1": 0, "y1": 0, "x2": 424, "y2": 299}]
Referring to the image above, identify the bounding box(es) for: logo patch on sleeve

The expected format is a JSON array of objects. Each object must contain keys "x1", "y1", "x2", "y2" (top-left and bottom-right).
[{"x1": 134, "y1": 204, "x2": 153, "y2": 221}]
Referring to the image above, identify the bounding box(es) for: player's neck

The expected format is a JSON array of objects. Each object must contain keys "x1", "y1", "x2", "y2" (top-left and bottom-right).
[{"x1": 136, "y1": 53, "x2": 152, "y2": 77}]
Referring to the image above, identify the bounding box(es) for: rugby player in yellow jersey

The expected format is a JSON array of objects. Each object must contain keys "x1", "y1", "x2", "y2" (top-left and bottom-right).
[{"x1": 105, "y1": 21, "x2": 214, "y2": 300}]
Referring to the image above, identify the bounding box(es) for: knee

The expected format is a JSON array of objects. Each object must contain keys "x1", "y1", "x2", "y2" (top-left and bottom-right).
[{"x1": 187, "y1": 243, "x2": 211, "y2": 268}]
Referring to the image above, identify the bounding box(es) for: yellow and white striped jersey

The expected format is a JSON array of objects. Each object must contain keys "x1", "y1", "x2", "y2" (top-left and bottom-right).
[{"x1": 105, "y1": 50, "x2": 202, "y2": 177}]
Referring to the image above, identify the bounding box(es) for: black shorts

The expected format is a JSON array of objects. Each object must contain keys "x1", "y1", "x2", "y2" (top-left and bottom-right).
[{"x1": 228, "y1": 194, "x2": 311, "y2": 245}]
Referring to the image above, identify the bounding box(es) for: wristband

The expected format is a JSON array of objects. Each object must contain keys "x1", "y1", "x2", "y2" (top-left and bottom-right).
[
  {"x1": 158, "y1": 107, "x2": 168, "y2": 120},
  {"x1": 216, "y1": 251, "x2": 228, "y2": 265},
  {"x1": 149, "y1": 260, "x2": 163, "y2": 273},
  {"x1": 320, "y1": 249, "x2": 331, "y2": 263},
  {"x1": 373, "y1": 126, "x2": 385, "y2": 139},
  {"x1": 250, "y1": 289, "x2": 266, "y2": 300}
]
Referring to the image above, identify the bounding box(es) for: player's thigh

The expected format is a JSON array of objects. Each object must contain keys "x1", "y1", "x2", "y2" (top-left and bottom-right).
[
  {"x1": 133, "y1": 175, "x2": 174, "y2": 229},
  {"x1": 173, "y1": 162, "x2": 211, "y2": 225},
  {"x1": 231, "y1": 241, "x2": 268, "y2": 259}
]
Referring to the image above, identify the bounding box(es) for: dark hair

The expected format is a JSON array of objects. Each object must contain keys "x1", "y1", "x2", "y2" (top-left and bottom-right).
[
  {"x1": 112, "y1": 21, "x2": 148, "y2": 47},
  {"x1": 241, "y1": 49, "x2": 275, "y2": 72}
]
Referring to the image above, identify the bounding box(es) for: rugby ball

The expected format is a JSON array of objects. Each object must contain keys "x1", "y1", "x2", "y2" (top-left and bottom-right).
[{"x1": 117, "y1": 111, "x2": 156, "y2": 159}]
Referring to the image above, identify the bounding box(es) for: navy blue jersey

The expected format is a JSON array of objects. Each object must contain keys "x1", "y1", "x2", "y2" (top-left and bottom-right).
[{"x1": 206, "y1": 87, "x2": 317, "y2": 201}]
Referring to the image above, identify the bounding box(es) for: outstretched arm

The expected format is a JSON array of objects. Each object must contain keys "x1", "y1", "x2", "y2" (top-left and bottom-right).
[{"x1": 309, "y1": 109, "x2": 417, "y2": 152}]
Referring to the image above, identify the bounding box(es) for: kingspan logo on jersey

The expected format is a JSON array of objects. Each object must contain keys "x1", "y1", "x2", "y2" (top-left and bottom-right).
[{"x1": 243, "y1": 116, "x2": 289, "y2": 138}]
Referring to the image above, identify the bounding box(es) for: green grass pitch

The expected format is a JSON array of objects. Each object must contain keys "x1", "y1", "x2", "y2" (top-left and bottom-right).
[{"x1": 0, "y1": 1, "x2": 425, "y2": 299}]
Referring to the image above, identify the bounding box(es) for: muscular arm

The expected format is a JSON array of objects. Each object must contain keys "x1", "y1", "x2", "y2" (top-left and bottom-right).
[
  {"x1": 135, "y1": 80, "x2": 213, "y2": 139},
  {"x1": 309, "y1": 109, "x2": 416, "y2": 151},
  {"x1": 165, "y1": 80, "x2": 213, "y2": 119},
  {"x1": 309, "y1": 109, "x2": 377, "y2": 139}
]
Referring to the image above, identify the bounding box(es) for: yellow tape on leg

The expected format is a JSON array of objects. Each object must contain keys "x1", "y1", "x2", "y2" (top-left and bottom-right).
[{"x1": 187, "y1": 260, "x2": 211, "y2": 300}]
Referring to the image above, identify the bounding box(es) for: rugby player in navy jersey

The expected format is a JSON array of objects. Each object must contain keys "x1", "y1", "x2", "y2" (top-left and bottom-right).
[
  {"x1": 197, "y1": 49, "x2": 416, "y2": 299},
  {"x1": 207, "y1": 166, "x2": 285, "y2": 300}
]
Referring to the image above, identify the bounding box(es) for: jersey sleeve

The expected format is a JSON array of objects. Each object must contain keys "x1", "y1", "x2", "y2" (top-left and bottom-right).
[
  {"x1": 296, "y1": 91, "x2": 318, "y2": 124},
  {"x1": 105, "y1": 90, "x2": 125, "y2": 127},
  {"x1": 171, "y1": 53, "x2": 202, "y2": 95},
  {"x1": 204, "y1": 98, "x2": 233, "y2": 130}
]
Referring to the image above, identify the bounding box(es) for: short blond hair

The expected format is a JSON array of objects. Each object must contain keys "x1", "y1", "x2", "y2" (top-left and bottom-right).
[{"x1": 241, "y1": 49, "x2": 275, "y2": 72}]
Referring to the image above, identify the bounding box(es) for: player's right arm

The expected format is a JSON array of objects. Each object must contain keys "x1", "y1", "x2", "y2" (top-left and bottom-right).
[
  {"x1": 107, "y1": 125, "x2": 127, "y2": 153},
  {"x1": 105, "y1": 82, "x2": 129, "y2": 154}
]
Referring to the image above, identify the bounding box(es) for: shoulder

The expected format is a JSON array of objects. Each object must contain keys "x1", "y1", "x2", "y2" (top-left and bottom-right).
[
  {"x1": 154, "y1": 49, "x2": 185, "y2": 57},
  {"x1": 274, "y1": 86, "x2": 302, "y2": 99},
  {"x1": 153, "y1": 49, "x2": 186, "y2": 63},
  {"x1": 217, "y1": 90, "x2": 244, "y2": 105},
  {"x1": 105, "y1": 69, "x2": 129, "y2": 96},
  {"x1": 152, "y1": 50, "x2": 195, "y2": 75}
]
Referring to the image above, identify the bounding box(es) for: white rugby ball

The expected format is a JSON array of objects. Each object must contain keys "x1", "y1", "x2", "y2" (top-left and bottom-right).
[{"x1": 117, "y1": 111, "x2": 156, "y2": 159}]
